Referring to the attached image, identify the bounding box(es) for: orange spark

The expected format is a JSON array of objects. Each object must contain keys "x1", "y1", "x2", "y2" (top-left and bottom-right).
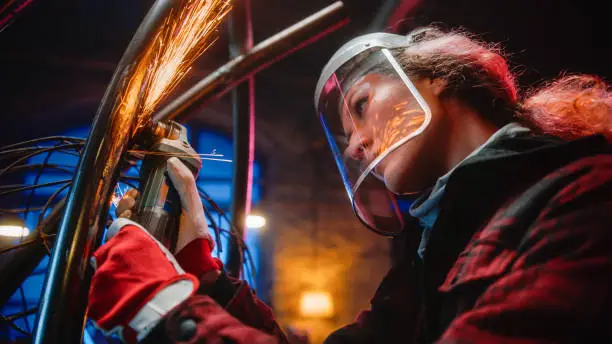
[
  {"x1": 136, "y1": 0, "x2": 232, "y2": 128},
  {"x1": 104, "y1": 0, "x2": 232, "y2": 178},
  {"x1": 378, "y1": 108, "x2": 425, "y2": 155}
]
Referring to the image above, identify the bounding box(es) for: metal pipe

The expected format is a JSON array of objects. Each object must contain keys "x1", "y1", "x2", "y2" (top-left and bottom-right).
[
  {"x1": 151, "y1": 1, "x2": 348, "y2": 123},
  {"x1": 225, "y1": 0, "x2": 255, "y2": 278},
  {"x1": 32, "y1": 1, "x2": 177, "y2": 342}
]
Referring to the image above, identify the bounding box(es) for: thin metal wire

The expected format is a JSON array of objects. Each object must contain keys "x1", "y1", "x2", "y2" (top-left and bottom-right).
[
  {"x1": 24, "y1": 141, "x2": 61, "y2": 241},
  {"x1": 0, "y1": 206, "x2": 47, "y2": 214},
  {"x1": 0, "y1": 314, "x2": 31, "y2": 337},
  {"x1": 18, "y1": 286, "x2": 31, "y2": 333},
  {"x1": 0, "y1": 184, "x2": 29, "y2": 189},
  {"x1": 0, "y1": 140, "x2": 78, "y2": 338},
  {"x1": 1, "y1": 307, "x2": 38, "y2": 321},
  {"x1": 0, "y1": 146, "x2": 56, "y2": 157},
  {"x1": 0, "y1": 145, "x2": 83, "y2": 163},
  {"x1": 0, "y1": 137, "x2": 85, "y2": 151},
  {"x1": 36, "y1": 187, "x2": 71, "y2": 256},
  {"x1": 198, "y1": 186, "x2": 257, "y2": 289},
  {"x1": 0, "y1": 180, "x2": 72, "y2": 198},
  {"x1": 201, "y1": 200, "x2": 223, "y2": 254},
  {"x1": 6, "y1": 164, "x2": 76, "y2": 175},
  {"x1": 38, "y1": 187, "x2": 71, "y2": 225},
  {"x1": 0, "y1": 235, "x2": 56, "y2": 255},
  {"x1": 0, "y1": 144, "x2": 83, "y2": 179}
]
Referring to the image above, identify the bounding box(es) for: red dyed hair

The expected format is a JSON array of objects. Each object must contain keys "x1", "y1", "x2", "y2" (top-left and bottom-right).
[
  {"x1": 393, "y1": 27, "x2": 612, "y2": 140},
  {"x1": 521, "y1": 75, "x2": 611, "y2": 140}
]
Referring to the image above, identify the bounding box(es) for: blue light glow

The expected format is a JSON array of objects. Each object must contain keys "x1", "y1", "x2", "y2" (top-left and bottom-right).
[{"x1": 1, "y1": 126, "x2": 264, "y2": 341}]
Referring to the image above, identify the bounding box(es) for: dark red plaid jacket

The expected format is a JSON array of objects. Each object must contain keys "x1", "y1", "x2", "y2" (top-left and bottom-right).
[{"x1": 143, "y1": 134, "x2": 612, "y2": 343}]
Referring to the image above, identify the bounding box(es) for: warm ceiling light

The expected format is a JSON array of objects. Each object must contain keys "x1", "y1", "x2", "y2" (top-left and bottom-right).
[
  {"x1": 299, "y1": 290, "x2": 334, "y2": 318},
  {"x1": 246, "y1": 215, "x2": 266, "y2": 229},
  {"x1": 0, "y1": 225, "x2": 30, "y2": 238}
]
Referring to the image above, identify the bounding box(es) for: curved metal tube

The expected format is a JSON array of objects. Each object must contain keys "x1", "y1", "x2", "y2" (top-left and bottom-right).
[{"x1": 32, "y1": 1, "x2": 177, "y2": 342}]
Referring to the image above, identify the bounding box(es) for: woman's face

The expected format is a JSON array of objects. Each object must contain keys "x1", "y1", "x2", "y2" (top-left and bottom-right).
[{"x1": 340, "y1": 73, "x2": 448, "y2": 194}]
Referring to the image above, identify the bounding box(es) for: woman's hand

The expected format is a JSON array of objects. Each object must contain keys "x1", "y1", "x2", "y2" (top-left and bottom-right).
[
  {"x1": 113, "y1": 157, "x2": 221, "y2": 277},
  {"x1": 114, "y1": 157, "x2": 214, "y2": 255},
  {"x1": 88, "y1": 220, "x2": 199, "y2": 342},
  {"x1": 166, "y1": 157, "x2": 214, "y2": 254},
  {"x1": 88, "y1": 158, "x2": 223, "y2": 341}
]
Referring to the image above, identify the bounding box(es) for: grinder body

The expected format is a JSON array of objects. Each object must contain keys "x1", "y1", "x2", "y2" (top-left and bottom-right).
[{"x1": 136, "y1": 122, "x2": 201, "y2": 252}]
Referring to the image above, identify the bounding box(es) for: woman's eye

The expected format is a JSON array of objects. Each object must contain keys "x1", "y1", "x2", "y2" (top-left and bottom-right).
[{"x1": 353, "y1": 96, "x2": 368, "y2": 117}]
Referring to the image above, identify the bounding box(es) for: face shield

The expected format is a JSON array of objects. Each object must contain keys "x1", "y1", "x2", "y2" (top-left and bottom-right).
[{"x1": 314, "y1": 33, "x2": 432, "y2": 236}]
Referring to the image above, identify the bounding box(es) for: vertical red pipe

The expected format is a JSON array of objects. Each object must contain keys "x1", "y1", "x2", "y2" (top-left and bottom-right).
[{"x1": 226, "y1": 0, "x2": 254, "y2": 278}]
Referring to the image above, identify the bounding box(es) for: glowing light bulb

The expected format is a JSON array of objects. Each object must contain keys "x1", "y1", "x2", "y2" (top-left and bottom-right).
[
  {"x1": 299, "y1": 290, "x2": 334, "y2": 318},
  {"x1": 0, "y1": 225, "x2": 30, "y2": 238},
  {"x1": 246, "y1": 215, "x2": 266, "y2": 229}
]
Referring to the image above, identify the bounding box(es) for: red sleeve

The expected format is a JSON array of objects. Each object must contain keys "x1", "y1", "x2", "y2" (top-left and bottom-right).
[
  {"x1": 141, "y1": 271, "x2": 289, "y2": 344},
  {"x1": 144, "y1": 294, "x2": 279, "y2": 344},
  {"x1": 172, "y1": 238, "x2": 289, "y2": 343},
  {"x1": 438, "y1": 157, "x2": 612, "y2": 343},
  {"x1": 214, "y1": 273, "x2": 290, "y2": 343}
]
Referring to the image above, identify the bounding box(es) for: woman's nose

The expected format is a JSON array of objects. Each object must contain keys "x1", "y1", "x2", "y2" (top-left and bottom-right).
[{"x1": 345, "y1": 132, "x2": 373, "y2": 161}]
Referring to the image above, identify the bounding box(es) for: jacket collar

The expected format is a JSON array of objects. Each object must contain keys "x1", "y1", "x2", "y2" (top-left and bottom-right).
[
  {"x1": 423, "y1": 133, "x2": 610, "y2": 278},
  {"x1": 414, "y1": 133, "x2": 609, "y2": 341},
  {"x1": 408, "y1": 123, "x2": 532, "y2": 256}
]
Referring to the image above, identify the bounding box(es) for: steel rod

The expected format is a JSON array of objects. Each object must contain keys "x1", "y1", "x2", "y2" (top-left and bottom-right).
[
  {"x1": 151, "y1": 1, "x2": 348, "y2": 123},
  {"x1": 31, "y1": 1, "x2": 177, "y2": 342}
]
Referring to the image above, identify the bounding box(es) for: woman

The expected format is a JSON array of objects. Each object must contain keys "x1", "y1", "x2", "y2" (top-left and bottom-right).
[{"x1": 88, "y1": 26, "x2": 612, "y2": 343}]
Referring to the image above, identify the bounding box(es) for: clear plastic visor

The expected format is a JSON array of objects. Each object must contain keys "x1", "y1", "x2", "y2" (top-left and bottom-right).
[{"x1": 317, "y1": 48, "x2": 431, "y2": 235}]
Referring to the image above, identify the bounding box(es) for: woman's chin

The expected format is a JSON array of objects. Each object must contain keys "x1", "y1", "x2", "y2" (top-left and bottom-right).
[
  {"x1": 383, "y1": 166, "x2": 429, "y2": 195},
  {"x1": 383, "y1": 172, "x2": 410, "y2": 195}
]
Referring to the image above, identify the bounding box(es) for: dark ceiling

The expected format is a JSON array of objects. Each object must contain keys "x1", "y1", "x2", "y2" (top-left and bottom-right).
[{"x1": 0, "y1": 0, "x2": 609, "y2": 149}]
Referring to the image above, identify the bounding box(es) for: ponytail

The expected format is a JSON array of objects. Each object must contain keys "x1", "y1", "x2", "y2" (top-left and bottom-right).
[
  {"x1": 518, "y1": 75, "x2": 612, "y2": 141},
  {"x1": 395, "y1": 26, "x2": 611, "y2": 141}
]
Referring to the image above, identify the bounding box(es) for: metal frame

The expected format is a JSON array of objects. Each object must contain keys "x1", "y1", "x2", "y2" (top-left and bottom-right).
[
  {"x1": 0, "y1": 1, "x2": 349, "y2": 342},
  {"x1": 151, "y1": 0, "x2": 348, "y2": 277}
]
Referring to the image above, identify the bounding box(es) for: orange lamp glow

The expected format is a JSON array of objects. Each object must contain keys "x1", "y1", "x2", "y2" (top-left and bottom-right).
[
  {"x1": 246, "y1": 214, "x2": 266, "y2": 229},
  {"x1": 299, "y1": 290, "x2": 334, "y2": 318}
]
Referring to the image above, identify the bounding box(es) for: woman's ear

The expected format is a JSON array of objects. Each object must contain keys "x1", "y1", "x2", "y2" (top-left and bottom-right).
[{"x1": 430, "y1": 78, "x2": 447, "y2": 97}]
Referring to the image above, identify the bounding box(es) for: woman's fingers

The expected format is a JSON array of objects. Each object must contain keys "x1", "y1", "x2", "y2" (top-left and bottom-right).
[
  {"x1": 116, "y1": 189, "x2": 138, "y2": 217},
  {"x1": 118, "y1": 209, "x2": 132, "y2": 219},
  {"x1": 125, "y1": 188, "x2": 138, "y2": 198},
  {"x1": 167, "y1": 157, "x2": 202, "y2": 215},
  {"x1": 167, "y1": 157, "x2": 212, "y2": 254}
]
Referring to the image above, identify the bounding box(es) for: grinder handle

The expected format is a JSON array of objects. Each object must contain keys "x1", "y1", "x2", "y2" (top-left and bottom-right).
[{"x1": 135, "y1": 137, "x2": 201, "y2": 252}]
